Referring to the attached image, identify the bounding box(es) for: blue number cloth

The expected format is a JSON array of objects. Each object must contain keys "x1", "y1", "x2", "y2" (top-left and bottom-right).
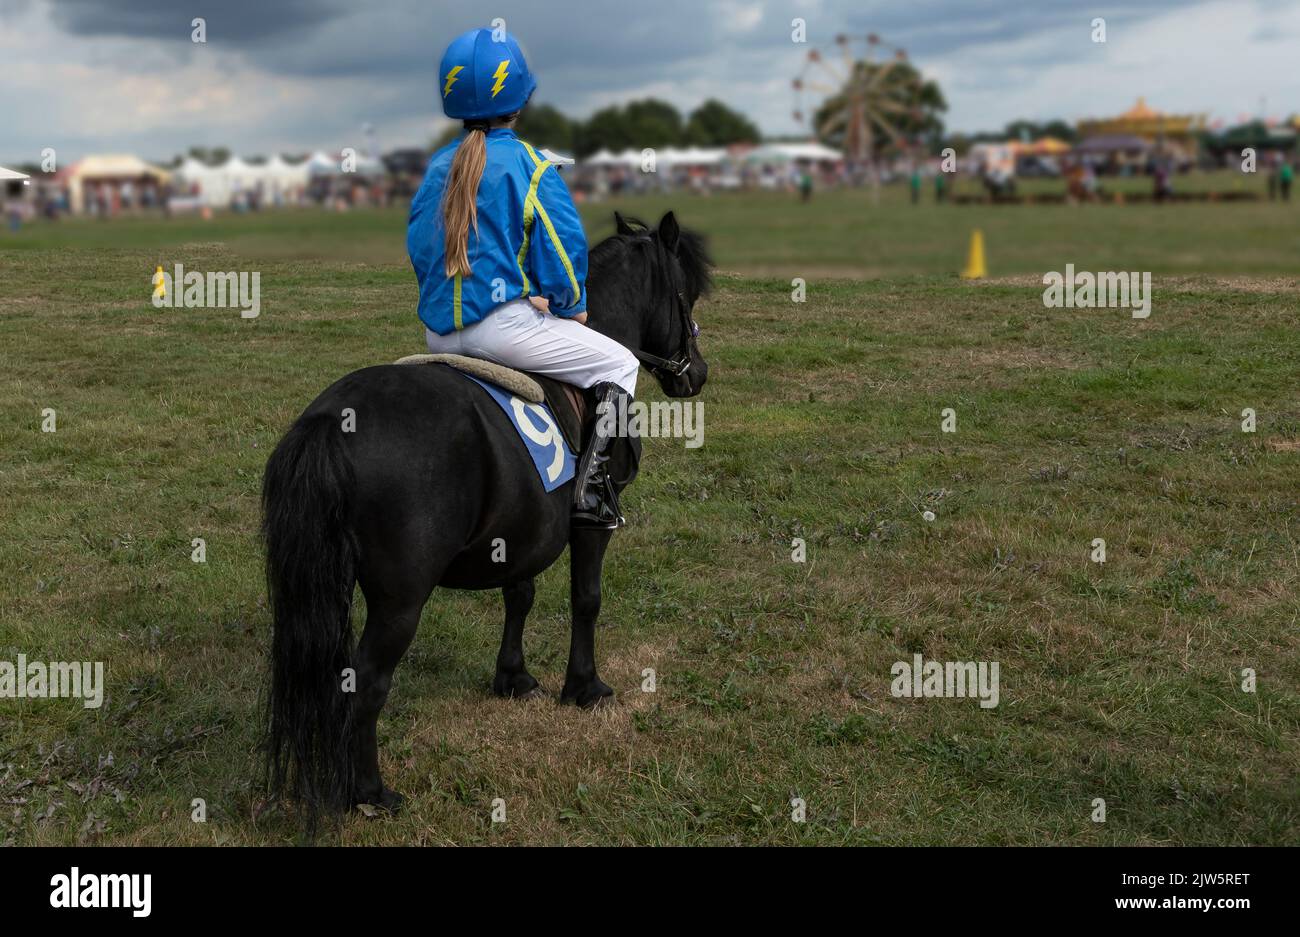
[{"x1": 461, "y1": 373, "x2": 575, "y2": 492}]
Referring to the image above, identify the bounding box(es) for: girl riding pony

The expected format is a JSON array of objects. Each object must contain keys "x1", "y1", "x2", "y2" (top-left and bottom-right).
[{"x1": 408, "y1": 27, "x2": 636, "y2": 529}]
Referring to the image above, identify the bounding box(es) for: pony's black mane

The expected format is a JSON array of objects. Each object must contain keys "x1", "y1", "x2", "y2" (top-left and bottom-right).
[{"x1": 590, "y1": 215, "x2": 713, "y2": 303}]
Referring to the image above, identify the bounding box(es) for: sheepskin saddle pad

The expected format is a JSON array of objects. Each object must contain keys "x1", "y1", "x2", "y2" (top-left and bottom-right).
[{"x1": 394, "y1": 353, "x2": 544, "y2": 404}]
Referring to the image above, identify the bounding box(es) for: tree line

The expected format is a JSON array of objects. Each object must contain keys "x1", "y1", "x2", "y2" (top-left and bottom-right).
[{"x1": 433, "y1": 98, "x2": 762, "y2": 155}]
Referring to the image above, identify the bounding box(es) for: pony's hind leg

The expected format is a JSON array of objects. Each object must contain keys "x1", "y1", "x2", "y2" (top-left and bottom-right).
[
  {"x1": 352, "y1": 538, "x2": 439, "y2": 812},
  {"x1": 493, "y1": 578, "x2": 543, "y2": 699},
  {"x1": 351, "y1": 594, "x2": 425, "y2": 811}
]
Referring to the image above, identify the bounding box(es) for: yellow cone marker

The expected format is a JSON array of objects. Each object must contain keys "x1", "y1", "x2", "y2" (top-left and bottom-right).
[
  {"x1": 960, "y1": 229, "x2": 986, "y2": 279},
  {"x1": 153, "y1": 264, "x2": 166, "y2": 298}
]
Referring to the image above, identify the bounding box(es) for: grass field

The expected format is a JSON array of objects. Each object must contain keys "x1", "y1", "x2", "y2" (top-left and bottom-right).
[{"x1": 1, "y1": 187, "x2": 1297, "y2": 845}]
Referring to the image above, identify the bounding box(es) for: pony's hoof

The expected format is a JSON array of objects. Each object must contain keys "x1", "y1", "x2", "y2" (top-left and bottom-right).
[
  {"x1": 493, "y1": 671, "x2": 543, "y2": 699},
  {"x1": 355, "y1": 788, "x2": 404, "y2": 816},
  {"x1": 561, "y1": 678, "x2": 615, "y2": 709}
]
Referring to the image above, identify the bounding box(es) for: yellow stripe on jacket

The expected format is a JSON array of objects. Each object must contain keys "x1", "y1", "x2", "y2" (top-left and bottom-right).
[{"x1": 518, "y1": 142, "x2": 581, "y2": 305}]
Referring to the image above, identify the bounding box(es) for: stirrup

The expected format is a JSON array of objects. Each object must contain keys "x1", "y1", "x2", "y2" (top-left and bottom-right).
[
  {"x1": 572, "y1": 509, "x2": 624, "y2": 530},
  {"x1": 573, "y1": 474, "x2": 624, "y2": 529}
]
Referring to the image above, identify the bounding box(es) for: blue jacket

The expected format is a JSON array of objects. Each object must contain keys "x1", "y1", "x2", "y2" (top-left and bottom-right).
[{"x1": 408, "y1": 128, "x2": 587, "y2": 335}]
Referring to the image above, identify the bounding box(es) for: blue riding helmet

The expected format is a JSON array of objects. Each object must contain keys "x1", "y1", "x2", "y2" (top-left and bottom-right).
[{"x1": 439, "y1": 27, "x2": 537, "y2": 120}]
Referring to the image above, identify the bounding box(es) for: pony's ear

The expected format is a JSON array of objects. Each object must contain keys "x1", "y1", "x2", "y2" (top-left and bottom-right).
[
  {"x1": 657, "y1": 211, "x2": 680, "y2": 254},
  {"x1": 614, "y1": 211, "x2": 637, "y2": 236}
]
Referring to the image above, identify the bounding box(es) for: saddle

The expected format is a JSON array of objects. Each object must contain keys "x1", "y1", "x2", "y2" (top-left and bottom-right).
[{"x1": 395, "y1": 353, "x2": 588, "y2": 452}]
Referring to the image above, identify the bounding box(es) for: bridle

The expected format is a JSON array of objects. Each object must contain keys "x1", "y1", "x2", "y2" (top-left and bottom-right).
[
  {"x1": 629, "y1": 242, "x2": 700, "y2": 380},
  {"x1": 632, "y1": 287, "x2": 698, "y2": 379}
]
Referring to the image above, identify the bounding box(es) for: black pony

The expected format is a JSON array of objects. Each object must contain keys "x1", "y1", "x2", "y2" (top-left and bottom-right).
[{"x1": 262, "y1": 211, "x2": 711, "y2": 823}]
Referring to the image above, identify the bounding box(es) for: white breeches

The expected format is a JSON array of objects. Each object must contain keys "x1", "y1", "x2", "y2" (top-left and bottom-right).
[{"x1": 425, "y1": 300, "x2": 639, "y2": 396}]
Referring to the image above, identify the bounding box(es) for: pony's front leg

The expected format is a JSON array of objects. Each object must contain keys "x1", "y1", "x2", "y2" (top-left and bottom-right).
[
  {"x1": 493, "y1": 578, "x2": 543, "y2": 699},
  {"x1": 561, "y1": 526, "x2": 615, "y2": 707}
]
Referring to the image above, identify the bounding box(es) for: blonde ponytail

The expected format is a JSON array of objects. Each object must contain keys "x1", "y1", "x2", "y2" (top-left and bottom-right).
[{"x1": 442, "y1": 128, "x2": 488, "y2": 278}]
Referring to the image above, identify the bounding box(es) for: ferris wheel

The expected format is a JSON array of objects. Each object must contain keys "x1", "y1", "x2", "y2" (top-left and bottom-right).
[{"x1": 792, "y1": 33, "x2": 927, "y2": 192}]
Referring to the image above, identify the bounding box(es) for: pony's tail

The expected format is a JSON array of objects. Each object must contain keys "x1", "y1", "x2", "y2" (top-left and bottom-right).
[
  {"x1": 442, "y1": 126, "x2": 488, "y2": 278},
  {"x1": 261, "y1": 411, "x2": 358, "y2": 831}
]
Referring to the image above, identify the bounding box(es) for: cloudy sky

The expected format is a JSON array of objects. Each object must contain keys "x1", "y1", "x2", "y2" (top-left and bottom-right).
[{"x1": 2, "y1": 0, "x2": 1298, "y2": 164}]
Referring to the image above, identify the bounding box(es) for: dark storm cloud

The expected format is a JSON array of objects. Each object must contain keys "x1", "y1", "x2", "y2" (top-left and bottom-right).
[
  {"x1": 749, "y1": 0, "x2": 1201, "y2": 58},
  {"x1": 40, "y1": 0, "x2": 715, "y2": 73},
  {"x1": 46, "y1": 0, "x2": 345, "y2": 41},
  {"x1": 34, "y1": 0, "x2": 1199, "y2": 92},
  {"x1": 35, "y1": 0, "x2": 725, "y2": 113},
  {"x1": 229, "y1": 0, "x2": 718, "y2": 84}
]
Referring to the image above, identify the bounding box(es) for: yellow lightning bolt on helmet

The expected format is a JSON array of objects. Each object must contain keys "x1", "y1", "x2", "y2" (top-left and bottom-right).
[
  {"x1": 442, "y1": 65, "x2": 464, "y2": 98},
  {"x1": 490, "y1": 60, "x2": 510, "y2": 98}
]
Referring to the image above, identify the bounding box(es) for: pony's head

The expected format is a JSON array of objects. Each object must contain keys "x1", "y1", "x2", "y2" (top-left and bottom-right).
[{"x1": 589, "y1": 211, "x2": 713, "y2": 398}]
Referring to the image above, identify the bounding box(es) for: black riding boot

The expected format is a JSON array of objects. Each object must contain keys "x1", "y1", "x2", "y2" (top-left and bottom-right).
[{"x1": 572, "y1": 382, "x2": 632, "y2": 529}]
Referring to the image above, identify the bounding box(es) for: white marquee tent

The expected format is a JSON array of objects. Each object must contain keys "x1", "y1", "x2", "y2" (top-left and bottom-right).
[
  {"x1": 264, "y1": 154, "x2": 311, "y2": 190},
  {"x1": 584, "y1": 147, "x2": 729, "y2": 169},
  {"x1": 744, "y1": 142, "x2": 843, "y2": 164},
  {"x1": 305, "y1": 150, "x2": 340, "y2": 176},
  {"x1": 661, "y1": 146, "x2": 729, "y2": 167},
  {"x1": 175, "y1": 154, "x2": 312, "y2": 207},
  {"x1": 585, "y1": 148, "x2": 641, "y2": 168},
  {"x1": 306, "y1": 150, "x2": 386, "y2": 178}
]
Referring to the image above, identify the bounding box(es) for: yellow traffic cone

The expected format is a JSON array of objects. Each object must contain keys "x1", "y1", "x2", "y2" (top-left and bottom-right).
[
  {"x1": 153, "y1": 264, "x2": 166, "y2": 299},
  {"x1": 960, "y1": 229, "x2": 986, "y2": 279}
]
